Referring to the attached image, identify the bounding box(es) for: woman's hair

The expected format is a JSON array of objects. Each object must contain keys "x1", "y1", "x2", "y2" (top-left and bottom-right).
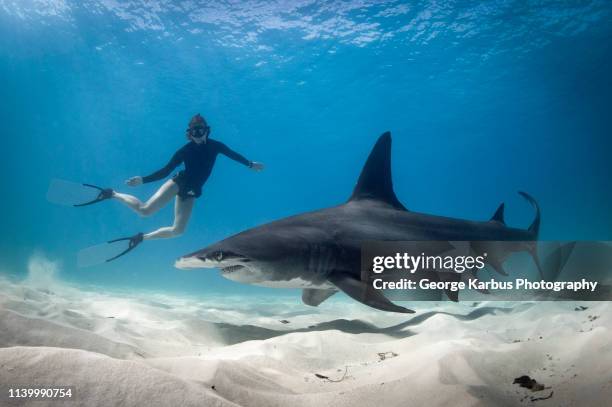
[{"x1": 189, "y1": 113, "x2": 207, "y2": 129}]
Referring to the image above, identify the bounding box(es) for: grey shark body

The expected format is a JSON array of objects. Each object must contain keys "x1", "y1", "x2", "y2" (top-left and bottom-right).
[{"x1": 176, "y1": 132, "x2": 541, "y2": 313}]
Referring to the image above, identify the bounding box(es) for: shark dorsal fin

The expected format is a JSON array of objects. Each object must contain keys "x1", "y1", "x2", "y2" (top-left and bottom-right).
[
  {"x1": 348, "y1": 132, "x2": 407, "y2": 210},
  {"x1": 490, "y1": 203, "x2": 505, "y2": 224}
]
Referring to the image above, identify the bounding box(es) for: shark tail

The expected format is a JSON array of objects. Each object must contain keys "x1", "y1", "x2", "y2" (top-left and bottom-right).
[
  {"x1": 518, "y1": 191, "x2": 540, "y2": 237},
  {"x1": 518, "y1": 191, "x2": 543, "y2": 279}
]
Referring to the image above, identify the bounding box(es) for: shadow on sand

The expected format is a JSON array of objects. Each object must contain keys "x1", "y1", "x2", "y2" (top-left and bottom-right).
[{"x1": 212, "y1": 303, "x2": 533, "y2": 345}]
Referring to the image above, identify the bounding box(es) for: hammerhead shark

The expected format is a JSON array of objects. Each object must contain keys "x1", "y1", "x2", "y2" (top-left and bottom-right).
[{"x1": 175, "y1": 132, "x2": 541, "y2": 313}]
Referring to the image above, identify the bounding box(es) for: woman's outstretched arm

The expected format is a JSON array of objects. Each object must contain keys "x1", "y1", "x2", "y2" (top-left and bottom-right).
[
  {"x1": 142, "y1": 147, "x2": 185, "y2": 183},
  {"x1": 216, "y1": 141, "x2": 264, "y2": 171}
]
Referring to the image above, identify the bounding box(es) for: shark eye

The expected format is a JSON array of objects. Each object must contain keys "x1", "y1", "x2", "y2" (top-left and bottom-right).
[{"x1": 208, "y1": 250, "x2": 243, "y2": 262}]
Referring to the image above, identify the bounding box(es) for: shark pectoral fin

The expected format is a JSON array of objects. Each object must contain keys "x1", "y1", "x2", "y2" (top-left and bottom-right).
[
  {"x1": 445, "y1": 290, "x2": 459, "y2": 302},
  {"x1": 438, "y1": 272, "x2": 461, "y2": 302},
  {"x1": 328, "y1": 273, "x2": 415, "y2": 314},
  {"x1": 464, "y1": 269, "x2": 490, "y2": 294},
  {"x1": 302, "y1": 289, "x2": 338, "y2": 307}
]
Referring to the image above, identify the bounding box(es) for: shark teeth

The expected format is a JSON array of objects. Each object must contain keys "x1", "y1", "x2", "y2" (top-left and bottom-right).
[{"x1": 222, "y1": 265, "x2": 245, "y2": 273}]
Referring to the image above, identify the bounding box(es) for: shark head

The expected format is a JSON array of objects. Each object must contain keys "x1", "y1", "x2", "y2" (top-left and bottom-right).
[
  {"x1": 175, "y1": 223, "x2": 327, "y2": 286},
  {"x1": 175, "y1": 234, "x2": 267, "y2": 283}
]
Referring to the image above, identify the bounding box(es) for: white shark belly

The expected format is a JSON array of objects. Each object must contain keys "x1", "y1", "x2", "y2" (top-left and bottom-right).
[{"x1": 252, "y1": 278, "x2": 334, "y2": 289}]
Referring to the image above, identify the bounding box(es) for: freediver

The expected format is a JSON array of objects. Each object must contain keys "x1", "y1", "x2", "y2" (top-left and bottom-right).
[{"x1": 82, "y1": 113, "x2": 264, "y2": 260}]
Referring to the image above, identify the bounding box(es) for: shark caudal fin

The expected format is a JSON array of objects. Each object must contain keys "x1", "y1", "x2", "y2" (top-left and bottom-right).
[
  {"x1": 518, "y1": 191, "x2": 540, "y2": 237},
  {"x1": 518, "y1": 191, "x2": 543, "y2": 279},
  {"x1": 348, "y1": 132, "x2": 407, "y2": 210}
]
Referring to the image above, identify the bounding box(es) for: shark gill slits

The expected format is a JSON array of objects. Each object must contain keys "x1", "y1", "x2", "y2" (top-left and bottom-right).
[{"x1": 307, "y1": 244, "x2": 335, "y2": 274}]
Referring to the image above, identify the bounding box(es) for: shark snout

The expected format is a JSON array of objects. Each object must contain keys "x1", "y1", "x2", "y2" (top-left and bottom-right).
[{"x1": 175, "y1": 255, "x2": 216, "y2": 269}]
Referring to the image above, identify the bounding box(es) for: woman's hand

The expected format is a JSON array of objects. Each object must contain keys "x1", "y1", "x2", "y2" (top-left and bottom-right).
[
  {"x1": 250, "y1": 162, "x2": 265, "y2": 172},
  {"x1": 125, "y1": 176, "x2": 143, "y2": 187}
]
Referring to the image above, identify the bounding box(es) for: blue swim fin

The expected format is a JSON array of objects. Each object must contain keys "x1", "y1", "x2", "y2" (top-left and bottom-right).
[
  {"x1": 73, "y1": 184, "x2": 114, "y2": 207},
  {"x1": 77, "y1": 233, "x2": 144, "y2": 267},
  {"x1": 47, "y1": 179, "x2": 113, "y2": 207}
]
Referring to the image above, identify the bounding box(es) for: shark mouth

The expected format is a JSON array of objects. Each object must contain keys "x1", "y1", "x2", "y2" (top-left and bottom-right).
[{"x1": 221, "y1": 265, "x2": 246, "y2": 274}]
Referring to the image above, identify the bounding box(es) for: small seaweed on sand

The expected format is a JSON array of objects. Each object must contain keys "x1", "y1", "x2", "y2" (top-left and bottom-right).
[
  {"x1": 531, "y1": 391, "x2": 553, "y2": 402},
  {"x1": 314, "y1": 366, "x2": 349, "y2": 382},
  {"x1": 377, "y1": 351, "x2": 398, "y2": 361}
]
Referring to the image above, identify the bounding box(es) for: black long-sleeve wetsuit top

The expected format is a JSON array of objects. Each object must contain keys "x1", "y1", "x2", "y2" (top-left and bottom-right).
[{"x1": 142, "y1": 139, "x2": 251, "y2": 199}]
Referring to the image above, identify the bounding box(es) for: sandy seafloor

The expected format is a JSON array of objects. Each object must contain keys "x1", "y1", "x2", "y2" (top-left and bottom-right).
[{"x1": 1, "y1": 259, "x2": 610, "y2": 407}]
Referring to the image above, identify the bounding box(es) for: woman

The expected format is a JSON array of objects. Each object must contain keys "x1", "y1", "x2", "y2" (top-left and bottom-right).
[{"x1": 94, "y1": 113, "x2": 264, "y2": 258}]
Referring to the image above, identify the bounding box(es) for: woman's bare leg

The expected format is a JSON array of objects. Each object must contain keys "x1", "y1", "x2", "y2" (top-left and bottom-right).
[
  {"x1": 144, "y1": 196, "x2": 195, "y2": 240},
  {"x1": 113, "y1": 179, "x2": 178, "y2": 217}
]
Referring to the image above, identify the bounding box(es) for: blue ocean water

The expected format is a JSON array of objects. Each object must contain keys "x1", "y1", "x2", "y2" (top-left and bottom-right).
[{"x1": 1, "y1": 1, "x2": 611, "y2": 296}]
